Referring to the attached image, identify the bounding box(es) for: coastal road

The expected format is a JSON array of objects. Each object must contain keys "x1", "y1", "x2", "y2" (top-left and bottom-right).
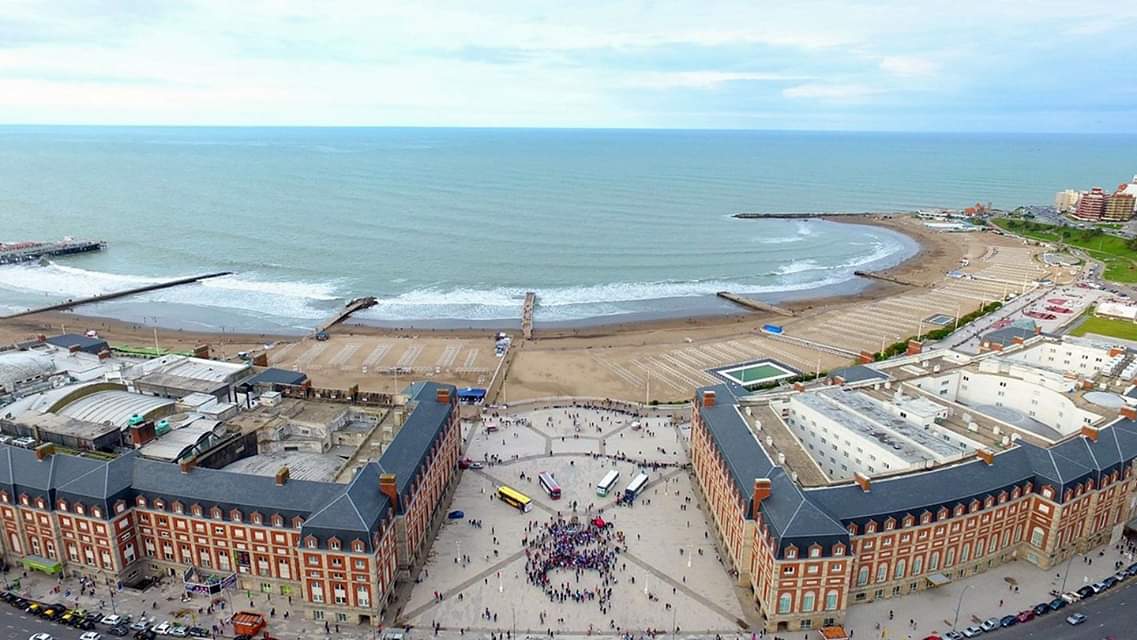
[
  {"x1": 0, "y1": 603, "x2": 88, "y2": 639},
  {"x1": 990, "y1": 578, "x2": 1135, "y2": 639}
]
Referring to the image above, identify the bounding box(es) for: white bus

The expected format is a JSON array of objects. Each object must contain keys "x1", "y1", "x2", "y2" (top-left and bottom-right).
[
  {"x1": 623, "y1": 473, "x2": 649, "y2": 503},
  {"x1": 596, "y1": 470, "x2": 621, "y2": 497}
]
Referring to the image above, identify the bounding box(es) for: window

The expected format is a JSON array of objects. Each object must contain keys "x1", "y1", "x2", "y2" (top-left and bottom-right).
[
  {"x1": 1030, "y1": 527, "x2": 1045, "y2": 547},
  {"x1": 876, "y1": 563, "x2": 888, "y2": 583},
  {"x1": 929, "y1": 551, "x2": 940, "y2": 571},
  {"x1": 356, "y1": 586, "x2": 370, "y2": 608},
  {"x1": 857, "y1": 567, "x2": 869, "y2": 586},
  {"x1": 333, "y1": 584, "x2": 347, "y2": 605},
  {"x1": 961, "y1": 543, "x2": 970, "y2": 563},
  {"x1": 912, "y1": 557, "x2": 923, "y2": 575},
  {"x1": 894, "y1": 559, "x2": 906, "y2": 578},
  {"x1": 801, "y1": 592, "x2": 816, "y2": 613},
  {"x1": 311, "y1": 583, "x2": 324, "y2": 603},
  {"x1": 825, "y1": 591, "x2": 838, "y2": 611},
  {"x1": 777, "y1": 593, "x2": 792, "y2": 614}
]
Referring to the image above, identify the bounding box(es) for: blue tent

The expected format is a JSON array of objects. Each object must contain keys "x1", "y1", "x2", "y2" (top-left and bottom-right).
[{"x1": 456, "y1": 387, "x2": 487, "y2": 401}]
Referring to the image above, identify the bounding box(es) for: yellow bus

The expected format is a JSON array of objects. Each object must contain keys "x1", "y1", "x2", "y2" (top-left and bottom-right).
[{"x1": 497, "y1": 485, "x2": 533, "y2": 512}]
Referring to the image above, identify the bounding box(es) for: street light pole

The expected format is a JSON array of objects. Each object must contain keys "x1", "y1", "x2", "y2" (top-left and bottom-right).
[
  {"x1": 952, "y1": 583, "x2": 974, "y2": 632},
  {"x1": 1060, "y1": 551, "x2": 1077, "y2": 594}
]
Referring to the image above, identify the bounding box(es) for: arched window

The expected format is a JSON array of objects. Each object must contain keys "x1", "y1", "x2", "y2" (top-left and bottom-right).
[
  {"x1": 894, "y1": 559, "x2": 906, "y2": 578},
  {"x1": 961, "y1": 543, "x2": 971, "y2": 562},
  {"x1": 825, "y1": 591, "x2": 839, "y2": 611},
  {"x1": 801, "y1": 592, "x2": 816, "y2": 613},
  {"x1": 911, "y1": 556, "x2": 923, "y2": 575},
  {"x1": 1030, "y1": 527, "x2": 1045, "y2": 547},
  {"x1": 929, "y1": 551, "x2": 940, "y2": 571},
  {"x1": 857, "y1": 567, "x2": 869, "y2": 586},
  {"x1": 945, "y1": 548, "x2": 955, "y2": 567},
  {"x1": 876, "y1": 563, "x2": 888, "y2": 583},
  {"x1": 778, "y1": 593, "x2": 793, "y2": 614}
]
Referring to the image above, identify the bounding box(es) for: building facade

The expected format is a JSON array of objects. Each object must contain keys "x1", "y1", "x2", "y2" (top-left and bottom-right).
[
  {"x1": 691, "y1": 385, "x2": 1137, "y2": 633},
  {"x1": 1072, "y1": 187, "x2": 1108, "y2": 221},
  {"x1": 0, "y1": 381, "x2": 460, "y2": 628}
]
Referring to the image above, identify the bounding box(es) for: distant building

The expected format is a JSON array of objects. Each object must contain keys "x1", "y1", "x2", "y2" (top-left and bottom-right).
[
  {"x1": 1104, "y1": 184, "x2": 1136, "y2": 222},
  {"x1": 1073, "y1": 187, "x2": 1108, "y2": 221},
  {"x1": 1054, "y1": 189, "x2": 1081, "y2": 213}
]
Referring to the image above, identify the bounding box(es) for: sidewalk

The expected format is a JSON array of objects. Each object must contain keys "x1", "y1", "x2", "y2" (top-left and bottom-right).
[{"x1": 843, "y1": 542, "x2": 1136, "y2": 640}]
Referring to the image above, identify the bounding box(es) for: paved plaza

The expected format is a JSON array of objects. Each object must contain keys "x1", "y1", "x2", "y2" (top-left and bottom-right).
[{"x1": 402, "y1": 407, "x2": 748, "y2": 636}]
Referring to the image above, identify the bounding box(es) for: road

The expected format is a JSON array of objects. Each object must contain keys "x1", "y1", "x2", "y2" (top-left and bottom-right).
[
  {"x1": 992, "y1": 578, "x2": 1136, "y2": 639},
  {"x1": 0, "y1": 603, "x2": 88, "y2": 639}
]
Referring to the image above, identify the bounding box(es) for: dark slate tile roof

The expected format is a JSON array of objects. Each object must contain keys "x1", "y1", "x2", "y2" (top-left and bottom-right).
[
  {"x1": 828, "y1": 365, "x2": 889, "y2": 384},
  {"x1": 302, "y1": 463, "x2": 391, "y2": 550},
  {"x1": 245, "y1": 368, "x2": 308, "y2": 387},
  {"x1": 760, "y1": 469, "x2": 848, "y2": 554},
  {"x1": 696, "y1": 385, "x2": 773, "y2": 518},
  {"x1": 983, "y1": 326, "x2": 1038, "y2": 346},
  {"x1": 45, "y1": 334, "x2": 109, "y2": 354},
  {"x1": 378, "y1": 381, "x2": 456, "y2": 510}
]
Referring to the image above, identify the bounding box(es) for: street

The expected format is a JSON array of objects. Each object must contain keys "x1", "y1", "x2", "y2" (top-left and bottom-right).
[
  {"x1": 992, "y1": 578, "x2": 1136, "y2": 639},
  {"x1": 0, "y1": 603, "x2": 88, "y2": 640}
]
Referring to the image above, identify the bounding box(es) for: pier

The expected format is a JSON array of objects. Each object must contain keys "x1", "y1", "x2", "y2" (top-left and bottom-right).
[
  {"x1": 521, "y1": 291, "x2": 536, "y2": 340},
  {"x1": 732, "y1": 212, "x2": 901, "y2": 220},
  {"x1": 1, "y1": 272, "x2": 234, "y2": 319},
  {"x1": 853, "y1": 270, "x2": 926, "y2": 288},
  {"x1": 716, "y1": 292, "x2": 795, "y2": 317},
  {"x1": 313, "y1": 296, "x2": 378, "y2": 337},
  {"x1": 0, "y1": 239, "x2": 106, "y2": 265}
]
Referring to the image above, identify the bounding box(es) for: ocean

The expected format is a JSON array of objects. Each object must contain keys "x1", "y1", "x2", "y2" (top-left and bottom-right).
[{"x1": 0, "y1": 127, "x2": 1134, "y2": 334}]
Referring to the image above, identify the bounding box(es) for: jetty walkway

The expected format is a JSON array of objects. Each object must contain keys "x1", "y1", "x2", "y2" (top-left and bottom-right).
[
  {"x1": 1, "y1": 272, "x2": 233, "y2": 319},
  {"x1": 521, "y1": 291, "x2": 535, "y2": 339}
]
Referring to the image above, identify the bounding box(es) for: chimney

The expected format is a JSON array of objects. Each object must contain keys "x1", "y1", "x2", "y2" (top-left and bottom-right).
[
  {"x1": 752, "y1": 479, "x2": 772, "y2": 514},
  {"x1": 1121, "y1": 406, "x2": 1137, "y2": 421},
  {"x1": 702, "y1": 390, "x2": 716, "y2": 407},
  {"x1": 1081, "y1": 425, "x2": 1100, "y2": 442},
  {"x1": 129, "y1": 421, "x2": 157, "y2": 447},
  {"x1": 68, "y1": 344, "x2": 81, "y2": 354},
  {"x1": 275, "y1": 466, "x2": 290, "y2": 486},
  {"x1": 97, "y1": 349, "x2": 111, "y2": 361},
  {"x1": 1034, "y1": 325, "x2": 1042, "y2": 335},
  {"x1": 193, "y1": 344, "x2": 211, "y2": 359},
  {"x1": 34, "y1": 443, "x2": 55, "y2": 461},
  {"x1": 1012, "y1": 336, "x2": 1025, "y2": 345},
  {"x1": 252, "y1": 353, "x2": 268, "y2": 367},
  {"x1": 854, "y1": 472, "x2": 871, "y2": 493},
  {"x1": 858, "y1": 351, "x2": 875, "y2": 364},
  {"x1": 179, "y1": 459, "x2": 195, "y2": 474},
  {"x1": 991, "y1": 343, "x2": 1003, "y2": 352},
  {"x1": 436, "y1": 388, "x2": 451, "y2": 404},
  {"x1": 906, "y1": 340, "x2": 923, "y2": 356},
  {"x1": 976, "y1": 449, "x2": 994, "y2": 465},
  {"x1": 379, "y1": 473, "x2": 399, "y2": 511},
  {"x1": 36, "y1": 334, "x2": 46, "y2": 342},
  {"x1": 832, "y1": 376, "x2": 847, "y2": 386}
]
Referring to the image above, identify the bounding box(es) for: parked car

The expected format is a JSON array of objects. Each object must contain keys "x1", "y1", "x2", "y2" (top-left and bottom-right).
[
  {"x1": 1048, "y1": 597, "x2": 1067, "y2": 610},
  {"x1": 1061, "y1": 591, "x2": 1082, "y2": 603},
  {"x1": 1077, "y1": 585, "x2": 1096, "y2": 598},
  {"x1": 151, "y1": 622, "x2": 172, "y2": 635},
  {"x1": 1102, "y1": 575, "x2": 1119, "y2": 589},
  {"x1": 980, "y1": 617, "x2": 1001, "y2": 632},
  {"x1": 961, "y1": 625, "x2": 984, "y2": 638},
  {"x1": 101, "y1": 614, "x2": 125, "y2": 626},
  {"x1": 169, "y1": 626, "x2": 188, "y2": 638},
  {"x1": 129, "y1": 621, "x2": 150, "y2": 632},
  {"x1": 29, "y1": 634, "x2": 54, "y2": 640},
  {"x1": 1015, "y1": 610, "x2": 1035, "y2": 623},
  {"x1": 108, "y1": 627, "x2": 130, "y2": 638},
  {"x1": 187, "y1": 628, "x2": 209, "y2": 638},
  {"x1": 1091, "y1": 581, "x2": 1109, "y2": 593},
  {"x1": 1066, "y1": 612, "x2": 1087, "y2": 625},
  {"x1": 944, "y1": 632, "x2": 965, "y2": 640},
  {"x1": 1032, "y1": 602, "x2": 1050, "y2": 616},
  {"x1": 80, "y1": 632, "x2": 103, "y2": 640},
  {"x1": 999, "y1": 614, "x2": 1019, "y2": 627}
]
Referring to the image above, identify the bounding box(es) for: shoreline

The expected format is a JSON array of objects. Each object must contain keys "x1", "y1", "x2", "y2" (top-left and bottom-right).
[{"x1": 0, "y1": 214, "x2": 951, "y2": 350}]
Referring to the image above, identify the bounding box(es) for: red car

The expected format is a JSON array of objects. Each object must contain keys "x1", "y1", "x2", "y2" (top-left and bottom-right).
[{"x1": 1016, "y1": 609, "x2": 1035, "y2": 623}]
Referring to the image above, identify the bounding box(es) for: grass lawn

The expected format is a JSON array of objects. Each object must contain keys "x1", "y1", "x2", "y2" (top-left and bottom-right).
[
  {"x1": 1070, "y1": 315, "x2": 1137, "y2": 341},
  {"x1": 992, "y1": 218, "x2": 1137, "y2": 283}
]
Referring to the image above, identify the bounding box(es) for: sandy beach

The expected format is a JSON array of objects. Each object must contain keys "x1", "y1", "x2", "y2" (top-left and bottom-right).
[{"x1": 0, "y1": 215, "x2": 1028, "y2": 401}]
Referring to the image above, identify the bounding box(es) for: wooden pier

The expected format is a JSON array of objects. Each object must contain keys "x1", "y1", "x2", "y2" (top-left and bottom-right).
[
  {"x1": 1, "y1": 272, "x2": 234, "y2": 319},
  {"x1": 521, "y1": 292, "x2": 536, "y2": 340},
  {"x1": 853, "y1": 270, "x2": 926, "y2": 288},
  {"x1": 716, "y1": 292, "x2": 795, "y2": 317},
  {"x1": 312, "y1": 297, "x2": 378, "y2": 337}
]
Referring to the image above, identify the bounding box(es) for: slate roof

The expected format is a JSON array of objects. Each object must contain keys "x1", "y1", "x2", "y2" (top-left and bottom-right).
[
  {"x1": 760, "y1": 468, "x2": 848, "y2": 554},
  {"x1": 983, "y1": 326, "x2": 1038, "y2": 346},
  {"x1": 302, "y1": 463, "x2": 391, "y2": 550},
  {"x1": 244, "y1": 368, "x2": 309, "y2": 387},
  {"x1": 44, "y1": 334, "x2": 109, "y2": 355},
  {"x1": 828, "y1": 365, "x2": 889, "y2": 384},
  {"x1": 378, "y1": 381, "x2": 456, "y2": 511},
  {"x1": 695, "y1": 385, "x2": 773, "y2": 518}
]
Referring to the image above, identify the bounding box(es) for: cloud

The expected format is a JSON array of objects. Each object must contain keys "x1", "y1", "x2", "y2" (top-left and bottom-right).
[
  {"x1": 879, "y1": 55, "x2": 938, "y2": 77},
  {"x1": 621, "y1": 71, "x2": 811, "y2": 90},
  {"x1": 782, "y1": 83, "x2": 880, "y2": 102}
]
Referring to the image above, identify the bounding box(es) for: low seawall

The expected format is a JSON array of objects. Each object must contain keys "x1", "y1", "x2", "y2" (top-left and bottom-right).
[
  {"x1": 716, "y1": 291, "x2": 795, "y2": 317},
  {"x1": 733, "y1": 212, "x2": 904, "y2": 220},
  {"x1": 853, "y1": 270, "x2": 926, "y2": 288}
]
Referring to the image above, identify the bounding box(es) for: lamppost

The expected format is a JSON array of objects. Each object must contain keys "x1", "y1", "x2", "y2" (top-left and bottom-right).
[
  {"x1": 1059, "y1": 551, "x2": 1078, "y2": 594},
  {"x1": 952, "y1": 583, "x2": 975, "y2": 632}
]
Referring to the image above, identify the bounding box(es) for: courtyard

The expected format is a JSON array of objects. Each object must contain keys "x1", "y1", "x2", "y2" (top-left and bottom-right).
[{"x1": 399, "y1": 406, "x2": 748, "y2": 635}]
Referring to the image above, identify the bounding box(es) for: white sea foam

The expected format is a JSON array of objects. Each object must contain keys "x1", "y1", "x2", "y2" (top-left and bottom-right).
[{"x1": 775, "y1": 259, "x2": 821, "y2": 275}]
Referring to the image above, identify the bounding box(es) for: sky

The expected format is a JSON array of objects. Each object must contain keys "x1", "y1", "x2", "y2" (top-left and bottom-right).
[{"x1": 2, "y1": 1, "x2": 1136, "y2": 131}]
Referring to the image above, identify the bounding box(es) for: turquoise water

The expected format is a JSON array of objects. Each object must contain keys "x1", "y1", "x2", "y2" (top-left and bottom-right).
[{"x1": 0, "y1": 127, "x2": 1133, "y2": 332}]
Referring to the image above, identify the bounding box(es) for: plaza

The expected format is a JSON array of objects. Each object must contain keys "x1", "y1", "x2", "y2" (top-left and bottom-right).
[{"x1": 400, "y1": 406, "x2": 748, "y2": 635}]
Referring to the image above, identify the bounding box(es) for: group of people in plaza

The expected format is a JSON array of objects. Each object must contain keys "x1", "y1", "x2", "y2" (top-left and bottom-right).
[{"x1": 523, "y1": 516, "x2": 621, "y2": 613}]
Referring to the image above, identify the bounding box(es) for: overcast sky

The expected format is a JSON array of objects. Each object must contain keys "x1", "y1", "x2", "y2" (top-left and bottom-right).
[{"x1": 2, "y1": 1, "x2": 1136, "y2": 131}]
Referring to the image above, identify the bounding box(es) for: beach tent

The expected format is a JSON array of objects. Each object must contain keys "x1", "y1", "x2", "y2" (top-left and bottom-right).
[{"x1": 457, "y1": 387, "x2": 487, "y2": 403}]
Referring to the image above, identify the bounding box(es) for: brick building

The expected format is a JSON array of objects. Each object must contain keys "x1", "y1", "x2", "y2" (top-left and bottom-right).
[
  {"x1": 0, "y1": 381, "x2": 460, "y2": 627},
  {"x1": 691, "y1": 384, "x2": 1137, "y2": 633}
]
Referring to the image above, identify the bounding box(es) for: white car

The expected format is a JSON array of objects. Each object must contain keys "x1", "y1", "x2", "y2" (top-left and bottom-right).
[
  {"x1": 152, "y1": 621, "x2": 172, "y2": 635},
  {"x1": 962, "y1": 626, "x2": 984, "y2": 638},
  {"x1": 980, "y1": 618, "x2": 1001, "y2": 632},
  {"x1": 29, "y1": 634, "x2": 53, "y2": 640},
  {"x1": 169, "y1": 626, "x2": 188, "y2": 638},
  {"x1": 80, "y1": 633, "x2": 102, "y2": 640},
  {"x1": 1066, "y1": 613, "x2": 1087, "y2": 625},
  {"x1": 101, "y1": 614, "x2": 124, "y2": 626}
]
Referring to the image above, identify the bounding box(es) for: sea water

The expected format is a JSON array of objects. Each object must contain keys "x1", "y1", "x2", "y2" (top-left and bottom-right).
[{"x1": 0, "y1": 127, "x2": 1133, "y2": 333}]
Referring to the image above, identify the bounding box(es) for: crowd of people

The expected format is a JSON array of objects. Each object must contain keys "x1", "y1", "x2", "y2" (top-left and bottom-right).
[{"x1": 524, "y1": 516, "x2": 622, "y2": 613}]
